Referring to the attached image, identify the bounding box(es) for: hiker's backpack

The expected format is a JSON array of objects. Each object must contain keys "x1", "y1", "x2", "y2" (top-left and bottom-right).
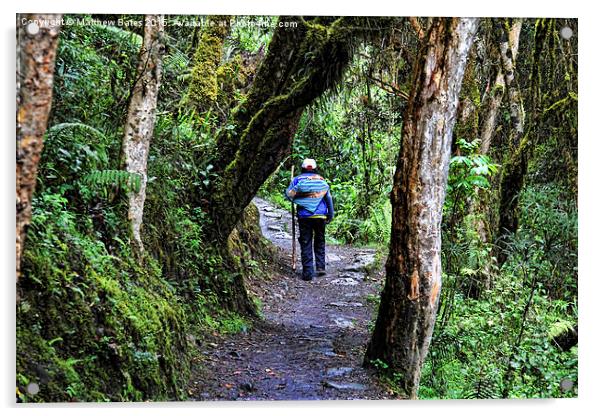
[{"x1": 292, "y1": 175, "x2": 329, "y2": 213}]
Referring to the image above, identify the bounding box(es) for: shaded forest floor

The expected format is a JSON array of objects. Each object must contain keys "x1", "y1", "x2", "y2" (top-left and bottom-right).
[{"x1": 188, "y1": 198, "x2": 398, "y2": 400}]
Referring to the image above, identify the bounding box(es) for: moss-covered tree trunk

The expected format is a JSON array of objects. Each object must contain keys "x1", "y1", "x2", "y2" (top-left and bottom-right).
[
  {"x1": 185, "y1": 15, "x2": 231, "y2": 114},
  {"x1": 363, "y1": 17, "x2": 478, "y2": 399},
  {"x1": 496, "y1": 19, "x2": 527, "y2": 255},
  {"x1": 123, "y1": 15, "x2": 165, "y2": 255},
  {"x1": 480, "y1": 19, "x2": 523, "y2": 155},
  {"x1": 494, "y1": 19, "x2": 553, "y2": 266},
  {"x1": 16, "y1": 14, "x2": 62, "y2": 281}
]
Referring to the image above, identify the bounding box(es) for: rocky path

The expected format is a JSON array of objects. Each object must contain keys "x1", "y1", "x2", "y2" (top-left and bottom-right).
[{"x1": 189, "y1": 198, "x2": 396, "y2": 400}]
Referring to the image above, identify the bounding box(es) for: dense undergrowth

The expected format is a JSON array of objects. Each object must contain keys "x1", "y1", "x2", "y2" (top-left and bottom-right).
[{"x1": 418, "y1": 184, "x2": 577, "y2": 399}]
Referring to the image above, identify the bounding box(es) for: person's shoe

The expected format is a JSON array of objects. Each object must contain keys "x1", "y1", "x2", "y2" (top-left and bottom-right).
[
  {"x1": 317, "y1": 269, "x2": 327, "y2": 277},
  {"x1": 301, "y1": 268, "x2": 315, "y2": 281}
]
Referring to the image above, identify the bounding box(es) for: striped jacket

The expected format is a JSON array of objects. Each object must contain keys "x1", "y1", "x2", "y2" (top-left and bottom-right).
[{"x1": 285, "y1": 172, "x2": 335, "y2": 219}]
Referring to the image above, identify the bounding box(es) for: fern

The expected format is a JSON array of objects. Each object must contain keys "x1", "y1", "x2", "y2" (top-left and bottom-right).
[
  {"x1": 46, "y1": 122, "x2": 107, "y2": 143},
  {"x1": 463, "y1": 376, "x2": 501, "y2": 399},
  {"x1": 164, "y1": 49, "x2": 190, "y2": 74},
  {"x1": 430, "y1": 330, "x2": 460, "y2": 362},
  {"x1": 81, "y1": 170, "x2": 142, "y2": 193},
  {"x1": 94, "y1": 24, "x2": 142, "y2": 49}
]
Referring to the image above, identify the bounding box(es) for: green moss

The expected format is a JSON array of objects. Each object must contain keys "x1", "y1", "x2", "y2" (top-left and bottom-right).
[
  {"x1": 215, "y1": 54, "x2": 252, "y2": 111},
  {"x1": 492, "y1": 82, "x2": 505, "y2": 96},
  {"x1": 185, "y1": 16, "x2": 232, "y2": 113},
  {"x1": 17, "y1": 197, "x2": 190, "y2": 402}
]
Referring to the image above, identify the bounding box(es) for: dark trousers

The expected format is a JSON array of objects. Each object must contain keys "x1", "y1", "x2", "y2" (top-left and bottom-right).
[{"x1": 298, "y1": 217, "x2": 326, "y2": 279}]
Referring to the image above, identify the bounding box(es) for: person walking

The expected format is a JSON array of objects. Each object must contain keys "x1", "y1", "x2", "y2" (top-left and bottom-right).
[{"x1": 285, "y1": 158, "x2": 334, "y2": 281}]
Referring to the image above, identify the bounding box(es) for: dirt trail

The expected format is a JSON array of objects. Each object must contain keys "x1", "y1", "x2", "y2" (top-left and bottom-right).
[{"x1": 189, "y1": 198, "x2": 396, "y2": 400}]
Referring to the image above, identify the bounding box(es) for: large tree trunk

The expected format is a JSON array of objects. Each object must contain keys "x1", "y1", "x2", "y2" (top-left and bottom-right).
[
  {"x1": 122, "y1": 15, "x2": 165, "y2": 255},
  {"x1": 207, "y1": 17, "x2": 391, "y2": 242},
  {"x1": 363, "y1": 17, "x2": 478, "y2": 399},
  {"x1": 16, "y1": 14, "x2": 62, "y2": 280}
]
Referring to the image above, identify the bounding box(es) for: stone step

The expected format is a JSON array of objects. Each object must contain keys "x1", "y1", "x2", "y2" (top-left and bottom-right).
[{"x1": 323, "y1": 381, "x2": 367, "y2": 391}]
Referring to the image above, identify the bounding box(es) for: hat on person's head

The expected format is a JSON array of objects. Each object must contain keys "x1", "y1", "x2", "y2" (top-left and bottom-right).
[{"x1": 301, "y1": 158, "x2": 317, "y2": 170}]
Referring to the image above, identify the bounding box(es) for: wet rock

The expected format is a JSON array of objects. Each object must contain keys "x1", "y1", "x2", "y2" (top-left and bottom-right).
[
  {"x1": 263, "y1": 206, "x2": 274, "y2": 212},
  {"x1": 294, "y1": 382, "x2": 315, "y2": 393},
  {"x1": 355, "y1": 254, "x2": 376, "y2": 265},
  {"x1": 326, "y1": 253, "x2": 341, "y2": 262},
  {"x1": 323, "y1": 381, "x2": 367, "y2": 391},
  {"x1": 325, "y1": 367, "x2": 354, "y2": 377},
  {"x1": 272, "y1": 232, "x2": 292, "y2": 240},
  {"x1": 268, "y1": 225, "x2": 281, "y2": 231},
  {"x1": 326, "y1": 301, "x2": 363, "y2": 308},
  {"x1": 330, "y1": 277, "x2": 359, "y2": 286},
  {"x1": 312, "y1": 344, "x2": 337, "y2": 356},
  {"x1": 339, "y1": 272, "x2": 364, "y2": 280},
  {"x1": 332, "y1": 316, "x2": 355, "y2": 328},
  {"x1": 343, "y1": 254, "x2": 376, "y2": 272},
  {"x1": 264, "y1": 212, "x2": 282, "y2": 218}
]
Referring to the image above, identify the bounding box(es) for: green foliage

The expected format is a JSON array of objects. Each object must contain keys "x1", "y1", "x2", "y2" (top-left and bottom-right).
[
  {"x1": 421, "y1": 285, "x2": 578, "y2": 398},
  {"x1": 52, "y1": 16, "x2": 141, "y2": 128},
  {"x1": 514, "y1": 185, "x2": 577, "y2": 299},
  {"x1": 424, "y1": 184, "x2": 578, "y2": 399},
  {"x1": 81, "y1": 170, "x2": 142, "y2": 194},
  {"x1": 446, "y1": 138, "x2": 499, "y2": 212},
  {"x1": 195, "y1": 293, "x2": 250, "y2": 334},
  {"x1": 228, "y1": 16, "x2": 276, "y2": 54},
  {"x1": 40, "y1": 123, "x2": 111, "y2": 186}
]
